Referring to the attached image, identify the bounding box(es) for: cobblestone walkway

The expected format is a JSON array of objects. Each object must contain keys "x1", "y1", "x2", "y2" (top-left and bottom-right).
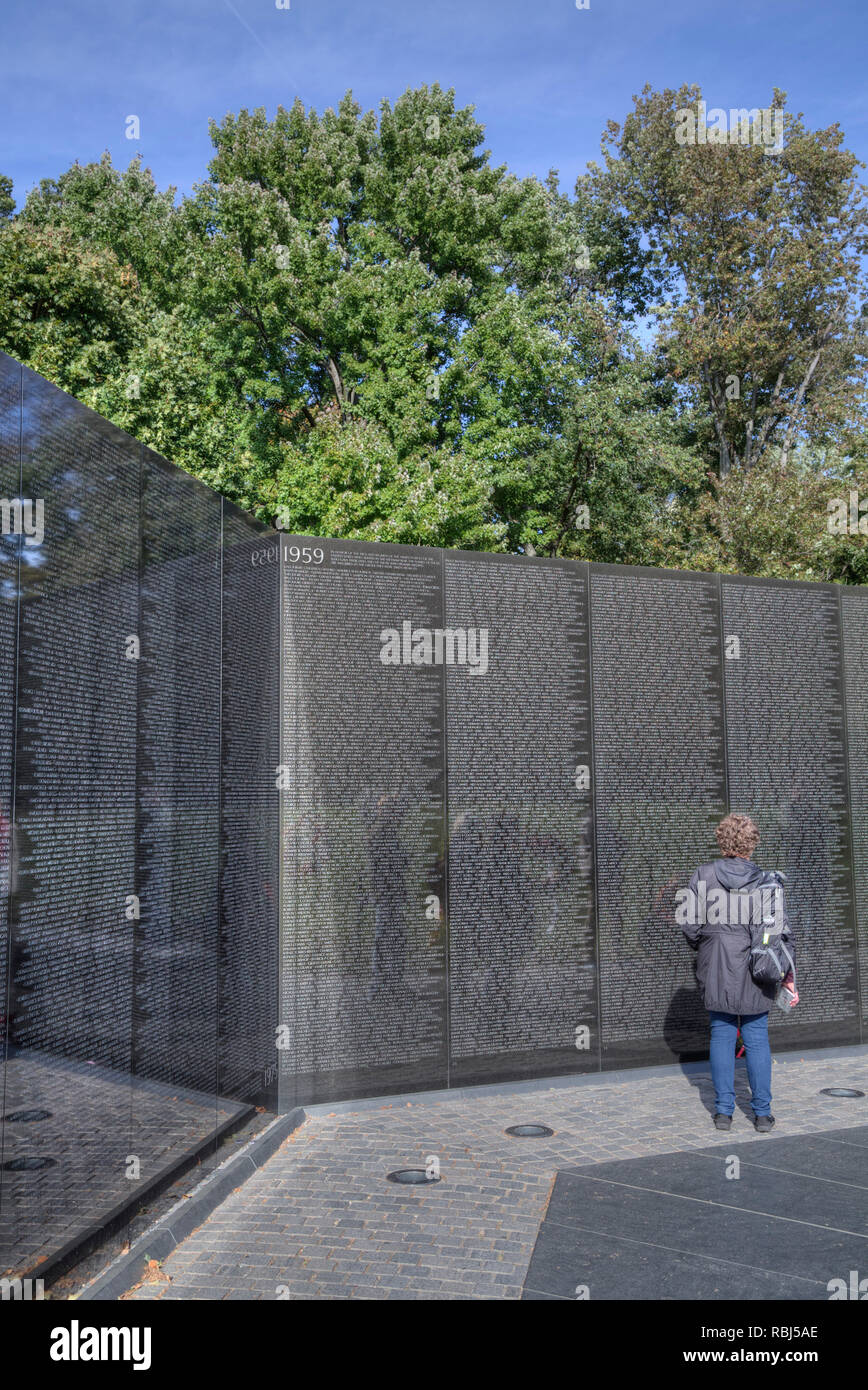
[{"x1": 124, "y1": 1048, "x2": 868, "y2": 1300}]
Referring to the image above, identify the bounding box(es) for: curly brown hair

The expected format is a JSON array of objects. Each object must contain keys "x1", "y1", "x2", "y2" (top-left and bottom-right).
[{"x1": 716, "y1": 812, "x2": 760, "y2": 859}]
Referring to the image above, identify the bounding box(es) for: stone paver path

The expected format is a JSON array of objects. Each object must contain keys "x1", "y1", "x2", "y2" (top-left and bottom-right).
[{"x1": 124, "y1": 1048, "x2": 868, "y2": 1300}]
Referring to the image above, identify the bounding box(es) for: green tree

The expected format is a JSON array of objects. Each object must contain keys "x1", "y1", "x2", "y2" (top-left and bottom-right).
[
  {"x1": 7, "y1": 86, "x2": 860, "y2": 577},
  {"x1": 1, "y1": 155, "x2": 249, "y2": 483},
  {"x1": 179, "y1": 86, "x2": 588, "y2": 537},
  {"x1": 0, "y1": 220, "x2": 144, "y2": 397},
  {"x1": 21, "y1": 154, "x2": 179, "y2": 304},
  {"x1": 590, "y1": 85, "x2": 868, "y2": 481},
  {"x1": 0, "y1": 174, "x2": 14, "y2": 220},
  {"x1": 676, "y1": 444, "x2": 868, "y2": 586}
]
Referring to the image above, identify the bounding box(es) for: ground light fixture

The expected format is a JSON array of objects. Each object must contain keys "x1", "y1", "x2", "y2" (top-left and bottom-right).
[
  {"x1": 2, "y1": 1156, "x2": 57, "y2": 1170},
  {"x1": 819, "y1": 1087, "x2": 865, "y2": 1098},
  {"x1": 505, "y1": 1124, "x2": 555, "y2": 1138},
  {"x1": 386, "y1": 1168, "x2": 441, "y2": 1184}
]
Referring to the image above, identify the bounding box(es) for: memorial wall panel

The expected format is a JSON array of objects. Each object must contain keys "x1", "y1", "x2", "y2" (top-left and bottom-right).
[
  {"x1": 280, "y1": 536, "x2": 447, "y2": 1104},
  {"x1": 721, "y1": 577, "x2": 859, "y2": 1048},
  {"x1": 0, "y1": 359, "x2": 258, "y2": 1278},
  {"x1": 841, "y1": 585, "x2": 868, "y2": 1033},
  {"x1": 133, "y1": 448, "x2": 221, "y2": 1100},
  {"x1": 0, "y1": 353, "x2": 20, "y2": 1215},
  {"x1": 11, "y1": 367, "x2": 139, "y2": 1069},
  {"x1": 444, "y1": 551, "x2": 596, "y2": 1085},
  {"x1": 590, "y1": 565, "x2": 727, "y2": 1068},
  {"x1": 2, "y1": 367, "x2": 139, "y2": 1272},
  {"x1": 219, "y1": 505, "x2": 280, "y2": 1107}
]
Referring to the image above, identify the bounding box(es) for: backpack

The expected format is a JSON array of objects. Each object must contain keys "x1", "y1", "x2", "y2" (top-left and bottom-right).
[{"x1": 742, "y1": 870, "x2": 795, "y2": 987}]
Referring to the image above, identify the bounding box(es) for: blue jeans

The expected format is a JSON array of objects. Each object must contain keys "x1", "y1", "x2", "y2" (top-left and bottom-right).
[{"x1": 709, "y1": 1011, "x2": 772, "y2": 1117}]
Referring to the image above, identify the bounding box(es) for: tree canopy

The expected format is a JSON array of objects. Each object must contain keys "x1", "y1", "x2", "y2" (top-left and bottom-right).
[{"x1": 1, "y1": 82, "x2": 865, "y2": 581}]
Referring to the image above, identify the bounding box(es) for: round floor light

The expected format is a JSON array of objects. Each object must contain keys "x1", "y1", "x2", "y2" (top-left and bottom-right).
[
  {"x1": 386, "y1": 1168, "x2": 440, "y2": 1185},
  {"x1": 819, "y1": 1087, "x2": 865, "y2": 1099},
  {"x1": 505, "y1": 1124, "x2": 554, "y2": 1138},
  {"x1": 2, "y1": 1156, "x2": 57, "y2": 1171},
  {"x1": 3, "y1": 1109, "x2": 53, "y2": 1123}
]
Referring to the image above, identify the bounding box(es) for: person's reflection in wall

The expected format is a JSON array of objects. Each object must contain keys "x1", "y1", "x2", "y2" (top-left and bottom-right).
[
  {"x1": 0, "y1": 793, "x2": 10, "y2": 900},
  {"x1": 784, "y1": 777, "x2": 830, "y2": 941},
  {"x1": 647, "y1": 872, "x2": 707, "y2": 1056},
  {"x1": 448, "y1": 810, "x2": 487, "y2": 965},
  {"x1": 285, "y1": 812, "x2": 323, "y2": 880},
  {"x1": 364, "y1": 792, "x2": 409, "y2": 1004},
  {"x1": 527, "y1": 829, "x2": 571, "y2": 937},
  {"x1": 594, "y1": 802, "x2": 627, "y2": 932},
  {"x1": 2, "y1": 801, "x2": 25, "y2": 1051},
  {"x1": 486, "y1": 813, "x2": 537, "y2": 1021},
  {"x1": 0, "y1": 794, "x2": 10, "y2": 1042},
  {"x1": 638, "y1": 875, "x2": 682, "y2": 953},
  {"x1": 139, "y1": 786, "x2": 173, "y2": 939}
]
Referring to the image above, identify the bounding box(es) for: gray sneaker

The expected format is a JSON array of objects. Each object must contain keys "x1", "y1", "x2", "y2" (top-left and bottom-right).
[
  {"x1": 754, "y1": 1114, "x2": 775, "y2": 1133},
  {"x1": 713, "y1": 1113, "x2": 732, "y2": 1130}
]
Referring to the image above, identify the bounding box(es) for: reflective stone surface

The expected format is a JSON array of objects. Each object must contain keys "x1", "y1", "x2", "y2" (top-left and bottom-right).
[
  {"x1": 1, "y1": 351, "x2": 866, "y2": 1278},
  {"x1": 279, "y1": 540, "x2": 865, "y2": 1092},
  {"x1": 0, "y1": 355, "x2": 272, "y2": 1278}
]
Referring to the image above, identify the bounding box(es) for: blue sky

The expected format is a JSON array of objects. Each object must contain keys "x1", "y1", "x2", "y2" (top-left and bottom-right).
[{"x1": 1, "y1": 0, "x2": 866, "y2": 205}]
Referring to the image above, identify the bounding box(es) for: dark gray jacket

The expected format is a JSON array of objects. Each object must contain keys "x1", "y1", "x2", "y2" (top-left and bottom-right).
[{"x1": 681, "y1": 857, "x2": 795, "y2": 1016}]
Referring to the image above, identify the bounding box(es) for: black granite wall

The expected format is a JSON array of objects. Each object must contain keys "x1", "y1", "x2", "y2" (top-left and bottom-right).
[
  {"x1": 278, "y1": 538, "x2": 866, "y2": 1102},
  {"x1": 0, "y1": 354, "x2": 277, "y2": 1276},
  {"x1": 1, "y1": 352, "x2": 865, "y2": 1275}
]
